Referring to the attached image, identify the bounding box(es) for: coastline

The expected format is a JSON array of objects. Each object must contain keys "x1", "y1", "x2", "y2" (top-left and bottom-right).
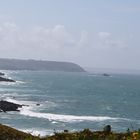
[
  {"x1": 0, "y1": 124, "x2": 140, "y2": 140},
  {"x1": 0, "y1": 71, "x2": 140, "y2": 139}
]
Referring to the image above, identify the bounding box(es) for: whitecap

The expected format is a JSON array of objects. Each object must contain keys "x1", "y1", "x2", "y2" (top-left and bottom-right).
[
  {"x1": 0, "y1": 82, "x2": 16, "y2": 86},
  {"x1": 5, "y1": 97, "x2": 23, "y2": 104},
  {"x1": 51, "y1": 121, "x2": 58, "y2": 124},
  {"x1": 20, "y1": 108, "x2": 130, "y2": 123},
  {"x1": 4, "y1": 97, "x2": 38, "y2": 109},
  {"x1": 20, "y1": 128, "x2": 54, "y2": 137},
  {"x1": 15, "y1": 80, "x2": 26, "y2": 84}
]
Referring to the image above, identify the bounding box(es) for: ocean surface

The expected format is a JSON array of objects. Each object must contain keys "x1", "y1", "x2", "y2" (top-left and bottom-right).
[{"x1": 0, "y1": 70, "x2": 140, "y2": 136}]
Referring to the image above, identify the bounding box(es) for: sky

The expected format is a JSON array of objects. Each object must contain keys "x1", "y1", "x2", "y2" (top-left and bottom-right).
[{"x1": 0, "y1": 0, "x2": 140, "y2": 70}]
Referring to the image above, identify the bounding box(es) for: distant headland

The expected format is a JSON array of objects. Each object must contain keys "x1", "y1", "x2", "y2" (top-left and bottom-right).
[{"x1": 0, "y1": 58, "x2": 85, "y2": 72}]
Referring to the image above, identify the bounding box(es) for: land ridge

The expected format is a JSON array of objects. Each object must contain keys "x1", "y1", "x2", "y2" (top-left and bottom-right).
[{"x1": 0, "y1": 58, "x2": 85, "y2": 72}]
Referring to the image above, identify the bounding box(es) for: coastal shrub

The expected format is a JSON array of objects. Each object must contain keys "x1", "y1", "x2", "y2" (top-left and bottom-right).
[{"x1": 1, "y1": 124, "x2": 140, "y2": 140}]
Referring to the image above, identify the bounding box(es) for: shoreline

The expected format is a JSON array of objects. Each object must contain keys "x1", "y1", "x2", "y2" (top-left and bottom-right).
[{"x1": 0, "y1": 124, "x2": 140, "y2": 140}]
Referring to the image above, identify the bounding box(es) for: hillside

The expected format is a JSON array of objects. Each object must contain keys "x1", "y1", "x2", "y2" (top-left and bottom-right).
[
  {"x1": 0, "y1": 124, "x2": 139, "y2": 140},
  {"x1": 0, "y1": 58, "x2": 85, "y2": 72}
]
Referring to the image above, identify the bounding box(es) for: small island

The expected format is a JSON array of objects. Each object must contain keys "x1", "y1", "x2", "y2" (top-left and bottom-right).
[{"x1": 102, "y1": 73, "x2": 110, "y2": 77}]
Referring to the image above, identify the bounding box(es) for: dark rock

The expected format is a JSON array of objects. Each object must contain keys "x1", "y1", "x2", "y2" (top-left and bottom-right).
[
  {"x1": 0, "y1": 100, "x2": 22, "y2": 112},
  {"x1": 102, "y1": 73, "x2": 110, "y2": 77},
  {"x1": 64, "y1": 130, "x2": 68, "y2": 133},
  {"x1": 0, "y1": 76, "x2": 15, "y2": 82},
  {"x1": 0, "y1": 72, "x2": 5, "y2": 76},
  {"x1": 22, "y1": 104, "x2": 29, "y2": 107},
  {"x1": 103, "y1": 125, "x2": 111, "y2": 133},
  {"x1": 36, "y1": 103, "x2": 40, "y2": 106}
]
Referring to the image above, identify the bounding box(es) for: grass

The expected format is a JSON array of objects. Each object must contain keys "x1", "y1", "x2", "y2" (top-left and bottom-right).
[
  {"x1": 0, "y1": 124, "x2": 37, "y2": 140},
  {"x1": 0, "y1": 124, "x2": 140, "y2": 140}
]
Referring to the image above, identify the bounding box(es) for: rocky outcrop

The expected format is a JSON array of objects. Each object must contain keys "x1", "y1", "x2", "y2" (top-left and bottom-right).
[
  {"x1": 0, "y1": 72, "x2": 4, "y2": 76},
  {"x1": 0, "y1": 76, "x2": 15, "y2": 82},
  {"x1": 102, "y1": 73, "x2": 110, "y2": 77},
  {"x1": 0, "y1": 100, "x2": 22, "y2": 112}
]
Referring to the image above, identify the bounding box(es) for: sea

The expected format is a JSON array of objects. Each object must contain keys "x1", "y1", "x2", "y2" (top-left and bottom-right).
[{"x1": 0, "y1": 70, "x2": 140, "y2": 136}]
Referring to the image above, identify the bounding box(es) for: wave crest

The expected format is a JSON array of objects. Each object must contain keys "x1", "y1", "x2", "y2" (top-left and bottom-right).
[{"x1": 20, "y1": 108, "x2": 129, "y2": 123}]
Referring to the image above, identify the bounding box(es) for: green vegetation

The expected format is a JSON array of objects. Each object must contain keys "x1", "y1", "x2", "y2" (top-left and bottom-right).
[
  {"x1": 47, "y1": 129, "x2": 140, "y2": 140},
  {"x1": 0, "y1": 124, "x2": 37, "y2": 140},
  {"x1": 0, "y1": 124, "x2": 140, "y2": 140}
]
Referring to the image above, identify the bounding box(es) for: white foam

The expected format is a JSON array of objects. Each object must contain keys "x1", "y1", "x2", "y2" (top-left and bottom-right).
[
  {"x1": 20, "y1": 129, "x2": 54, "y2": 137},
  {"x1": 0, "y1": 80, "x2": 24, "y2": 86},
  {"x1": 4, "y1": 97, "x2": 38, "y2": 110},
  {"x1": 45, "y1": 101, "x2": 58, "y2": 108},
  {"x1": 5, "y1": 97, "x2": 20, "y2": 104},
  {"x1": 16, "y1": 80, "x2": 26, "y2": 84},
  {"x1": 52, "y1": 121, "x2": 58, "y2": 124},
  {"x1": 0, "y1": 81, "x2": 16, "y2": 85},
  {"x1": 20, "y1": 108, "x2": 129, "y2": 123},
  {"x1": 3, "y1": 97, "x2": 130, "y2": 123},
  {"x1": 0, "y1": 93, "x2": 21, "y2": 101}
]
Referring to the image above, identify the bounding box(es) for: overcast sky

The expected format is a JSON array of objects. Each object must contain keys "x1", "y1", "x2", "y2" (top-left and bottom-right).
[{"x1": 0, "y1": 0, "x2": 140, "y2": 70}]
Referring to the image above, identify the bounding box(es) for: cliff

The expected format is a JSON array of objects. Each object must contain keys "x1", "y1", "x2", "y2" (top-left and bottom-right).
[{"x1": 0, "y1": 58, "x2": 85, "y2": 72}]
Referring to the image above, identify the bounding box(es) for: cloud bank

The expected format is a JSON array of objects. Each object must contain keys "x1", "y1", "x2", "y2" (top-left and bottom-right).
[{"x1": 0, "y1": 20, "x2": 128, "y2": 68}]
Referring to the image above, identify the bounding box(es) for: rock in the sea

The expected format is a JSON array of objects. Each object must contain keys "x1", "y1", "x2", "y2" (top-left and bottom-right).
[
  {"x1": 103, "y1": 125, "x2": 111, "y2": 133},
  {"x1": 0, "y1": 100, "x2": 22, "y2": 112},
  {"x1": 102, "y1": 73, "x2": 110, "y2": 77},
  {"x1": 0, "y1": 72, "x2": 4, "y2": 76},
  {"x1": 0, "y1": 76, "x2": 15, "y2": 82}
]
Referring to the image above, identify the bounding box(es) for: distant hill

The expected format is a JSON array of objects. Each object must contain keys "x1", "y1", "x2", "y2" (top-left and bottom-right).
[{"x1": 0, "y1": 58, "x2": 85, "y2": 72}]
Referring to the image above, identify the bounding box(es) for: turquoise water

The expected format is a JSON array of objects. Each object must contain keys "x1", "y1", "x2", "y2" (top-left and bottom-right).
[{"x1": 0, "y1": 71, "x2": 140, "y2": 136}]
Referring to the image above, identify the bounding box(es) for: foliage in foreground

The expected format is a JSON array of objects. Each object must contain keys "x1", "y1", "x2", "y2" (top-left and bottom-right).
[
  {"x1": 0, "y1": 124, "x2": 140, "y2": 140},
  {"x1": 47, "y1": 129, "x2": 140, "y2": 140}
]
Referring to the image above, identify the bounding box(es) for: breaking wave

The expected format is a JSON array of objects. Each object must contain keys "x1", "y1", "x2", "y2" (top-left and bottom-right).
[{"x1": 20, "y1": 107, "x2": 129, "y2": 123}]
